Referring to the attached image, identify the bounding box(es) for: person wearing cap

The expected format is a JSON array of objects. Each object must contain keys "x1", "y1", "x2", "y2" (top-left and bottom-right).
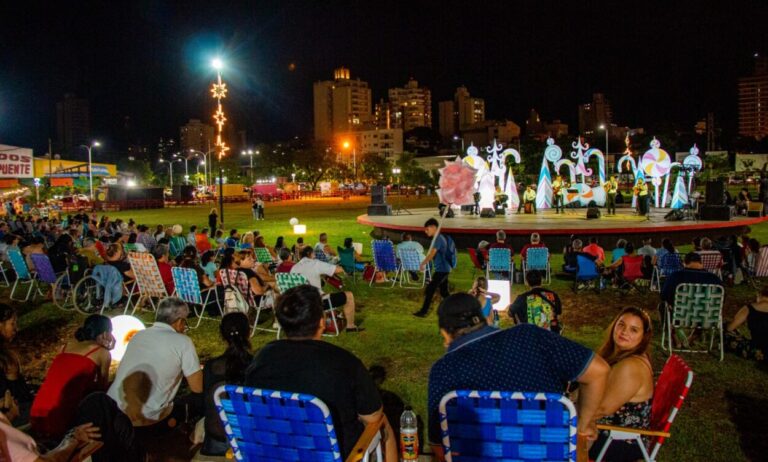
[
  {"x1": 426, "y1": 294, "x2": 608, "y2": 459},
  {"x1": 516, "y1": 185, "x2": 537, "y2": 214}
]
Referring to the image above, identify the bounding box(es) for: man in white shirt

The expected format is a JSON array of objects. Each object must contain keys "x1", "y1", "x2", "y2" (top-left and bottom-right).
[
  {"x1": 637, "y1": 237, "x2": 657, "y2": 257},
  {"x1": 108, "y1": 297, "x2": 202, "y2": 432},
  {"x1": 291, "y1": 246, "x2": 363, "y2": 332},
  {"x1": 314, "y1": 233, "x2": 339, "y2": 264}
]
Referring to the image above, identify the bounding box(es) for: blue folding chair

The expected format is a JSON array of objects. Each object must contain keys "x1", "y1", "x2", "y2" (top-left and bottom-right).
[
  {"x1": 214, "y1": 385, "x2": 384, "y2": 462},
  {"x1": 523, "y1": 247, "x2": 551, "y2": 284},
  {"x1": 171, "y1": 267, "x2": 219, "y2": 329},
  {"x1": 395, "y1": 247, "x2": 429, "y2": 288},
  {"x1": 439, "y1": 390, "x2": 578, "y2": 462},
  {"x1": 370, "y1": 240, "x2": 398, "y2": 287},
  {"x1": 651, "y1": 253, "x2": 683, "y2": 292},
  {"x1": 487, "y1": 248, "x2": 513, "y2": 282},
  {"x1": 8, "y1": 249, "x2": 37, "y2": 302},
  {"x1": 573, "y1": 254, "x2": 601, "y2": 293}
]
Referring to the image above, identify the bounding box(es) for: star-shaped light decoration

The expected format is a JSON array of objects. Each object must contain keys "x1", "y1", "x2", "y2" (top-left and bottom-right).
[
  {"x1": 217, "y1": 141, "x2": 230, "y2": 160},
  {"x1": 213, "y1": 108, "x2": 227, "y2": 129},
  {"x1": 210, "y1": 82, "x2": 228, "y2": 99}
]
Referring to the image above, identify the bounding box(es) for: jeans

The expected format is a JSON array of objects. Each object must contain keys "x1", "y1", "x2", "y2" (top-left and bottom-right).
[
  {"x1": 554, "y1": 195, "x2": 564, "y2": 213},
  {"x1": 419, "y1": 271, "x2": 450, "y2": 313},
  {"x1": 606, "y1": 193, "x2": 616, "y2": 214}
]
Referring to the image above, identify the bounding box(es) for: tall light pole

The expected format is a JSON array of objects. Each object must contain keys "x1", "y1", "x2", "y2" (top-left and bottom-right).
[
  {"x1": 173, "y1": 152, "x2": 189, "y2": 184},
  {"x1": 79, "y1": 141, "x2": 100, "y2": 201},
  {"x1": 188, "y1": 149, "x2": 212, "y2": 188},
  {"x1": 159, "y1": 158, "x2": 182, "y2": 188},
  {"x1": 599, "y1": 124, "x2": 609, "y2": 158},
  {"x1": 342, "y1": 140, "x2": 357, "y2": 182},
  {"x1": 211, "y1": 57, "x2": 229, "y2": 224},
  {"x1": 241, "y1": 149, "x2": 254, "y2": 183}
]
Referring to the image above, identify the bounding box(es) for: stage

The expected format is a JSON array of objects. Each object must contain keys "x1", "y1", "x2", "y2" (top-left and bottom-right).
[{"x1": 358, "y1": 207, "x2": 768, "y2": 249}]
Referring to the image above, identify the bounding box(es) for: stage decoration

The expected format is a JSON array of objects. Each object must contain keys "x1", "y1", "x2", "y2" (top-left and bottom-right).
[
  {"x1": 111, "y1": 315, "x2": 145, "y2": 362},
  {"x1": 431, "y1": 158, "x2": 478, "y2": 251},
  {"x1": 616, "y1": 133, "x2": 639, "y2": 207},
  {"x1": 640, "y1": 137, "x2": 672, "y2": 208},
  {"x1": 462, "y1": 144, "x2": 493, "y2": 210},
  {"x1": 485, "y1": 140, "x2": 521, "y2": 211},
  {"x1": 535, "y1": 137, "x2": 606, "y2": 208},
  {"x1": 682, "y1": 144, "x2": 703, "y2": 194},
  {"x1": 211, "y1": 67, "x2": 229, "y2": 160},
  {"x1": 535, "y1": 138, "x2": 561, "y2": 209},
  {"x1": 670, "y1": 144, "x2": 703, "y2": 209}
]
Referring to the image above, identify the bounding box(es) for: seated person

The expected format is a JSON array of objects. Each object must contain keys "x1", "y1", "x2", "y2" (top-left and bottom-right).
[
  {"x1": 179, "y1": 248, "x2": 214, "y2": 289},
  {"x1": 427, "y1": 294, "x2": 609, "y2": 461},
  {"x1": 474, "y1": 240, "x2": 490, "y2": 269},
  {"x1": 610, "y1": 239, "x2": 627, "y2": 264},
  {"x1": 563, "y1": 239, "x2": 597, "y2": 274},
  {"x1": 78, "y1": 237, "x2": 105, "y2": 267},
  {"x1": 604, "y1": 242, "x2": 639, "y2": 281},
  {"x1": 201, "y1": 313, "x2": 253, "y2": 456},
  {"x1": 508, "y1": 270, "x2": 562, "y2": 332},
  {"x1": 245, "y1": 286, "x2": 397, "y2": 461},
  {"x1": 652, "y1": 238, "x2": 678, "y2": 266},
  {"x1": 195, "y1": 228, "x2": 213, "y2": 254},
  {"x1": 239, "y1": 232, "x2": 255, "y2": 250},
  {"x1": 314, "y1": 232, "x2": 339, "y2": 263},
  {"x1": 292, "y1": 237, "x2": 307, "y2": 261},
  {"x1": 200, "y1": 250, "x2": 218, "y2": 282},
  {"x1": 725, "y1": 287, "x2": 768, "y2": 361},
  {"x1": 22, "y1": 235, "x2": 46, "y2": 271},
  {"x1": 338, "y1": 237, "x2": 366, "y2": 272},
  {"x1": 582, "y1": 236, "x2": 605, "y2": 266},
  {"x1": 398, "y1": 233, "x2": 427, "y2": 279},
  {"x1": 225, "y1": 229, "x2": 240, "y2": 249},
  {"x1": 291, "y1": 246, "x2": 363, "y2": 332},
  {"x1": 152, "y1": 244, "x2": 175, "y2": 295},
  {"x1": 467, "y1": 276, "x2": 500, "y2": 323},
  {"x1": 31, "y1": 315, "x2": 114, "y2": 438},
  {"x1": 589, "y1": 307, "x2": 654, "y2": 462},
  {"x1": 744, "y1": 238, "x2": 761, "y2": 275},
  {"x1": 236, "y1": 250, "x2": 277, "y2": 297},
  {"x1": 660, "y1": 252, "x2": 723, "y2": 307},
  {"x1": 254, "y1": 235, "x2": 277, "y2": 260},
  {"x1": 275, "y1": 248, "x2": 295, "y2": 273},
  {"x1": 105, "y1": 244, "x2": 135, "y2": 282},
  {"x1": 736, "y1": 187, "x2": 751, "y2": 215},
  {"x1": 516, "y1": 185, "x2": 537, "y2": 213},
  {"x1": 168, "y1": 225, "x2": 188, "y2": 258},
  {"x1": 520, "y1": 232, "x2": 546, "y2": 262},
  {"x1": 0, "y1": 305, "x2": 33, "y2": 426}
]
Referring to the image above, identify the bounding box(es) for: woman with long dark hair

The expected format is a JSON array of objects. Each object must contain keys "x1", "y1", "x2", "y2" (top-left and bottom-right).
[
  {"x1": 589, "y1": 307, "x2": 654, "y2": 462},
  {"x1": 0, "y1": 304, "x2": 33, "y2": 426},
  {"x1": 201, "y1": 312, "x2": 253, "y2": 456}
]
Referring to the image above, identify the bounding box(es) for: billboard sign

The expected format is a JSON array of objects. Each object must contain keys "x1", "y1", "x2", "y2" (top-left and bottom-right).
[{"x1": 0, "y1": 145, "x2": 34, "y2": 179}]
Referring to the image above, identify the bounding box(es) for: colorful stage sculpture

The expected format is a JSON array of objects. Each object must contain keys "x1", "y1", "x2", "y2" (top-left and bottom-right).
[
  {"x1": 461, "y1": 141, "x2": 521, "y2": 212},
  {"x1": 616, "y1": 134, "x2": 640, "y2": 208},
  {"x1": 536, "y1": 137, "x2": 606, "y2": 208}
]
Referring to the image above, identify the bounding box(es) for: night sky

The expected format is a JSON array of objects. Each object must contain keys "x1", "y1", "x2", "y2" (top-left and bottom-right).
[{"x1": 2, "y1": 0, "x2": 767, "y2": 153}]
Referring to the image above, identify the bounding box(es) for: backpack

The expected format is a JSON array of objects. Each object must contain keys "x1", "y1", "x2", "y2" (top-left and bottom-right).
[
  {"x1": 442, "y1": 234, "x2": 458, "y2": 269},
  {"x1": 223, "y1": 285, "x2": 249, "y2": 314}
]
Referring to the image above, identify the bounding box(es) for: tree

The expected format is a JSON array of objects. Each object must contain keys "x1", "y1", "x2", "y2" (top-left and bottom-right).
[
  {"x1": 359, "y1": 153, "x2": 391, "y2": 184},
  {"x1": 118, "y1": 158, "x2": 156, "y2": 185},
  {"x1": 292, "y1": 147, "x2": 338, "y2": 190}
]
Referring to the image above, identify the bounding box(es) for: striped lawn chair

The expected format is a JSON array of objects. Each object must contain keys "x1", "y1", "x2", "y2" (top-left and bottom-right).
[
  {"x1": 126, "y1": 252, "x2": 168, "y2": 315},
  {"x1": 523, "y1": 247, "x2": 551, "y2": 284},
  {"x1": 171, "y1": 267, "x2": 218, "y2": 328},
  {"x1": 595, "y1": 355, "x2": 694, "y2": 462},
  {"x1": 487, "y1": 248, "x2": 513, "y2": 282},
  {"x1": 662, "y1": 283, "x2": 725, "y2": 361},
  {"x1": 755, "y1": 246, "x2": 768, "y2": 277},
  {"x1": 370, "y1": 240, "x2": 398, "y2": 287},
  {"x1": 8, "y1": 249, "x2": 37, "y2": 302},
  {"x1": 214, "y1": 385, "x2": 384, "y2": 462},
  {"x1": 439, "y1": 390, "x2": 578, "y2": 462},
  {"x1": 276, "y1": 273, "x2": 339, "y2": 336},
  {"x1": 395, "y1": 247, "x2": 429, "y2": 288},
  {"x1": 651, "y1": 253, "x2": 683, "y2": 292},
  {"x1": 0, "y1": 252, "x2": 11, "y2": 287},
  {"x1": 221, "y1": 269, "x2": 278, "y2": 338},
  {"x1": 698, "y1": 251, "x2": 724, "y2": 279},
  {"x1": 254, "y1": 247, "x2": 275, "y2": 264}
]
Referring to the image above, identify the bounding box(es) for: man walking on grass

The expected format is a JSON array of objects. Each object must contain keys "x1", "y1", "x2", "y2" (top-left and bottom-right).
[{"x1": 413, "y1": 218, "x2": 452, "y2": 317}]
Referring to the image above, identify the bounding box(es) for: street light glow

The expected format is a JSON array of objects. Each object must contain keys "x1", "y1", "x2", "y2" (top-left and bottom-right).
[
  {"x1": 212, "y1": 57, "x2": 223, "y2": 70},
  {"x1": 92, "y1": 141, "x2": 101, "y2": 147},
  {"x1": 342, "y1": 141, "x2": 350, "y2": 149},
  {"x1": 599, "y1": 124, "x2": 606, "y2": 130}
]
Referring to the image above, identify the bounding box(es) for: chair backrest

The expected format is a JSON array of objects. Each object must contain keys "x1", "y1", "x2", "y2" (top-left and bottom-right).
[
  {"x1": 337, "y1": 247, "x2": 356, "y2": 274},
  {"x1": 526, "y1": 247, "x2": 549, "y2": 270},
  {"x1": 648, "y1": 355, "x2": 694, "y2": 457},
  {"x1": 314, "y1": 248, "x2": 330, "y2": 263},
  {"x1": 8, "y1": 249, "x2": 31, "y2": 280},
  {"x1": 488, "y1": 248, "x2": 511, "y2": 272},
  {"x1": 672, "y1": 283, "x2": 724, "y2": 329},
  {"x1": 30, "y1": 253, "x2": 58, "y2": 284},
  {"x1": 698, "y1": 251, "x2": 723, "y2": 272},
  {"x1": 214, "y1": 384, "x2": 343, "y2": 462},
  {"x1": 756, "y1": 246, "x2": 768, "y2": 277},
  {"x1": 275, "y1": 272, "x2": 310, "y2": 293},
  {"x1": 467, "y1": 248, "x2": 483, "y2": 270},
  {"x1": 169, "y1": 236, "x2": 188, "y2": 257},
  {"x1": 371, "y1": 240, "x2": 397, "y2": 272},
  {"x1": 575, "y1": 254, "x2": 599, "y2": 280},
  {"x1": 122, "y1": 243, "x2": 140, "y2": 253},
  {"x1": 439, "y1": 390, "x2": 577, "y2": 462},
  {"x1": 622, "y1": 255, "x2": 644, "y2": 281},
  {"x1": 219, "y1": 269, "x2": 256, "y2": 307},
  {"x1": 171, "y1": 267, "x2": 203, "y2": 305},
  {"x1": 398, "y1": 247, "x2": 423, "y2": 272},
  {"x1": 254, "y1": 247, "x2": 274, "y2": 264},
  {"x1": 658, "y1": 252, "x2": 683, "y2": 276},
  {"x1": 127, "y1": 252, "x2": 168, "y2": 298}
]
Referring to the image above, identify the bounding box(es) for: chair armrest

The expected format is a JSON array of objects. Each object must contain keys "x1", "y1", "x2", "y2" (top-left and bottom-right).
[
  {"x1": 596, "y1": 423, "x2": 670, "y2": 438},
  {"x1": 345, "y1": 416, "x2": 385, "y2": 462}
]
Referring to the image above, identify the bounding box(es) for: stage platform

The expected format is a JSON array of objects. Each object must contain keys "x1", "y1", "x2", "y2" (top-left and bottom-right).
[{"x1": 358, "y1": 207, "x2": 768, "y2": 249}]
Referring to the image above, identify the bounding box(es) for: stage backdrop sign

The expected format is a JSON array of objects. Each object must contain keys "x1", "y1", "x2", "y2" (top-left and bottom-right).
[
  {"x1": 735, "y1": 153, "x2": 768, "y2": 172},
  {"x1": 0, "y1": 145, "x2": 33, "y2": 179}
]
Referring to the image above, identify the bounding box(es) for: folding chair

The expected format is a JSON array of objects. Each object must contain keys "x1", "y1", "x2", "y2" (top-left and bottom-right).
[
  {"x1": 595, "y1": 355, "x2": 694, "y2": 462},
  {"x1": 466, "y1": 248, "x2": 485, "y2": 278},
  {"x1": 573, "y1": 255, "x2": 601, "y2": 293},
  {"x1": 8, "y1": 249, "x2": 38, "y2": 302},
  {"x1": 315, "y1": 248, "x2": 330, "y2": 263},
  {"x1": 370, "y1": 240, "x2": 398, "y2": 287},
  {"x1": 395, "y1": 247, "x2": 429, "y2": 288},
  {"x1": 698, "y1": 251, "x2": 723, "y2": 279},
  {"x1": 254, "y1": 247, "x2": 275, "y2": 265},
  {"x1": 171, "y1": 267, "x2": 218, "y2": 328},
  {"x1": 617, "y1": 255, "x2": 648, "y2": 294},
  {"x1": 661, "y1": 283, "x2": 725, "y2": 361},
  {"x1": 126, "y1": 252, "x2": 168, "y2": 315},
  {"x1": 0, "y1": 254, "x2": 11, "y2": 287},
  {"x1": 439, "y1": 390, "x2": 578, "y2": 462},
  {"x1": 29, "y1": 253, "x2": 75, "y2": 308},
  {"x1": 487, "y1": 248, "x2": 513, "y2": 282},
  {"x1": 275, "y1": 273, "x2": 340, "y2": 337},
  {"x1": 523, "y1": 247, "x2": 551, "y2": 284},
  {"x1": 754, "y1": 246, "x2": 768, "y2": 277},
  {"x1": 221, "y1": 269, "x2": 278, "y2": 338},
  {"x1": 214, "y1": 385, "x2": 384, "y2": 462},
  {"x1": 651, "y1": 253, "x2": 683, "y2": 292}
]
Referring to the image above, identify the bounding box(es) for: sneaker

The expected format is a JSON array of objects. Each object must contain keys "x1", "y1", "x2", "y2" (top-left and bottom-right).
[{"x1": 412, "y1": 311, "x2": 428, "y2": 318}]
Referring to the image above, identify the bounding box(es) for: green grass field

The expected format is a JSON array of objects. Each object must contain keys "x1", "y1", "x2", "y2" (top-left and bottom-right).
[{"x1": 11, "y1": 196, "x2": 768, "y2": 461}]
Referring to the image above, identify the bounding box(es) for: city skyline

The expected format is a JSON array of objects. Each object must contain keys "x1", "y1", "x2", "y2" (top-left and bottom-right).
[{"x1": 1, "y1": 1, "x2": 767, "y2": 153}]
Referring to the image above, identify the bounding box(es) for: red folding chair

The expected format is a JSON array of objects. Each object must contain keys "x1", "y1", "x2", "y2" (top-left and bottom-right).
[{"x1": 467, "y1": 248, "x2": 484, "y2": 277}]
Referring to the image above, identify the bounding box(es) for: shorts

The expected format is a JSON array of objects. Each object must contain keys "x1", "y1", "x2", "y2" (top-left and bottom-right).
[{"x1": 326, "y1": 292, "x2": 347, "y2": 308}]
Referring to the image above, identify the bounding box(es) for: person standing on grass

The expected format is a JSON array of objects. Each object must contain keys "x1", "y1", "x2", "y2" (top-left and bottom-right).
[
  {"x1": 208, "y1": 208, "x2": 219, "y2": 237},
  {"x1": 257, "y1": 197, "x2": 265, "y2": 220},
  {"x1": 251, "y1": 199, "x2": 259, "y2": 221},
  {"x1": 413, "y1": 218, "x2": 452, "y2": 318}
]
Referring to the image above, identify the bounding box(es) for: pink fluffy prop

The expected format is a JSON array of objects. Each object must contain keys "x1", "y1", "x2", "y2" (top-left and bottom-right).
[{"x1": 438, "y1": 159, "x2": 477, "y2": 205}]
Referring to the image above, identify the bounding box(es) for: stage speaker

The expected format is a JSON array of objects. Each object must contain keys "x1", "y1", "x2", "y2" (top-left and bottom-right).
[
  {"x1": 705, "y1": 180, "x2": 725, "y2": 206},
  {"x1": 480, "y1": 208, "x2": 496, "y2": 218},
  {"x1": 370, "y1": 185, "x2": 387, "y2": 205},
  {"x1": 700, "y1": 205, "x2": 733, "y2": 221},
  {"x1": 367, "y1": 204, "x2": 392, "y2": 216},
  {"x1": 586, "y1": 207, "x2": 601, "y2": 219},
  {"x1": 664, "y1": 209, "x2": 684, "y2": 221}
]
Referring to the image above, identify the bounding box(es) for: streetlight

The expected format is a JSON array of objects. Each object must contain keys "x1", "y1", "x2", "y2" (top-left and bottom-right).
[
  {"x1": 599, "y1": 124, "x2": 609, "y2": 157},
  {"x1": 241, "y1": 149, "x2": 255, "y2": 183},
  {"x1": 392, "y1": 167, "x2": 401, "y2": 185},
  {"x1": 79, "y1": 141, "x2": 100, "y2": 201},
  {"x1": 342, "y1": 140, "x2": 356, "y2": 182},
  {"x1": 159, "y1": 158, "x2": 182, "y2": 188},
  {"x1": 452, "y1": 135, "x2": 465, "y2": 153},
  {"x1": 188, "y1": 149, "x2": 212, "y2": 188},
  {"x1": 173, "y1": 152, "x2": 190, "y2": 184}
]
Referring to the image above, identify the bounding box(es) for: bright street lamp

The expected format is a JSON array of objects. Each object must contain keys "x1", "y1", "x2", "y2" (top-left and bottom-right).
[
  {"x1": 159, "y1": 158, "x2": 182, "y2": 188},
  {"x1": 342, "y1": 140, "x2": 356, "y2": 182},
  {"x1": 79, "y1": 141, "x2": 101, "y2": 202},
  {"x1": 241, "y1": 149, "x2": 257, "y2": 183},
  {"x1": 212, "y1": 57, "x2": 223, "y2": 70},
  {"x1": 599, "y1": 124, "x2": 609, "y2": 157},
  {"x1": 188, "y1": 149, "x2": 212, "y2": 188}
]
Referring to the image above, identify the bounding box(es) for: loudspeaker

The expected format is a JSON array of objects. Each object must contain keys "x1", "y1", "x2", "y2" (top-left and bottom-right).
[
  {"x1": 480, "y1": 208, "x2": 496, "y2": 218},
  {"x1": 700, "y1": 205, "x2": 733, "y2": 221},
  {"x1": 367, "y1": 204, "x2": 391, "y2": 216},
  {"x1": 586, "y1": 207, "x2": 601, "y2": 219},
  {"x1": 664, "y1": 209, "x2": 684, "y2": 221},
  {"x1": 371, "y1": 185, "x2": 386, "y2": 205},
  {"x1": 705, "y1": 180, "x2": 725, "y2": 206}
]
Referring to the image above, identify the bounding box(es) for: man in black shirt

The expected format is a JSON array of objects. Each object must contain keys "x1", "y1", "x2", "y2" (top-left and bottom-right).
[
  {"x1": 244, "y1": 285, "x2": 397, "y2": 460},
  {"x1": 661, "y1": 252, "x2": 723, "y2": 306}
]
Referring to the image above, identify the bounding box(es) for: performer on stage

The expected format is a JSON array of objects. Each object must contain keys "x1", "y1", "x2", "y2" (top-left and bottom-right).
[
  {"x1": 634, "y1": 179, "x2": 649, "y2": 216},
  {"x1": 603, "y1": 175, "x2": 619, "y2": 215},
  {"x1": 552, "y1": 175, "x2": 567, "y2": 214},
  {"x1": 517, "y1": 185, "x2": 537, "y2": 214}
]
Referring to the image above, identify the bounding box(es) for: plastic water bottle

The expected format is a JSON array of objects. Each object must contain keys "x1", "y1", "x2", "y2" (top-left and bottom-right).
[{"x1": 400, "y1": 406, "x2": 418, "y2": 461}]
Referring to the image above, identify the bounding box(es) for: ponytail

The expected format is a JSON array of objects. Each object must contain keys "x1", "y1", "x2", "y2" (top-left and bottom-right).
[{"x1": 219, "y1": 313, "x2": 252, "y2": 382}]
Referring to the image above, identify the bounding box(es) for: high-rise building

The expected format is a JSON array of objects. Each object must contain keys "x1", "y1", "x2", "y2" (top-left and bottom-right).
[
  {"x1": 180, "y1": 119, "x2": 214, "y2": 154},
  {"x1": 461, "y1": 120, "x2": 520, "y2": 147},
  {"x1": 738, "y1": 56, "x2": 768, "y2": 140},
  {"x1": 525, "y1": 109, "x2": 546, "y2": 136},
  {"x1": 387, "y1": 79, "x2": 432, "y2": 131},
  {"x1": 578, "y1": 93, "x2": 612, "y2": 135},
  {"x1": 338, "y1": 128, "x2": 404, "y2": 161},
  {"x1": 313, "y1": 67, "x2": 372, "y2": 143},
  {"x1": 56, "y1": 93, "x2": 90, "y2": 156},
  {"x1": 438, "y1": 86, "x2": 485, "y2": 139}
]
